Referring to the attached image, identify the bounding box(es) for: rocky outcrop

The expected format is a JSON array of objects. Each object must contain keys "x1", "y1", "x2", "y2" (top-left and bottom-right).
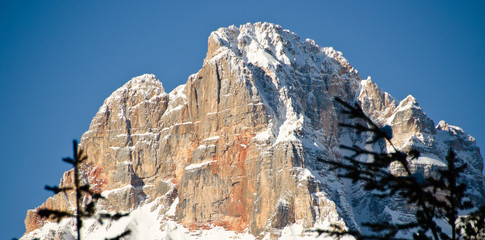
[
  {"x1": 354, "y1": 76, "x2": 484, "y2": 237},
  {"x1": 23, "y1": 23, "x2": 484, "y2": 240}
]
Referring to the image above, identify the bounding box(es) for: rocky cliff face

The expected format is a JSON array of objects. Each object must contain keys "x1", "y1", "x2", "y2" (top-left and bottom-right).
[{"x1": 22, "y1": 22, "x2": 484, "y2": 240}]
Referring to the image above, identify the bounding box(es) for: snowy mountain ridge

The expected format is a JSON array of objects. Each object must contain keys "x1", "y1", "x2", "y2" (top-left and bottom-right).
[{"x1": 22, "y1": 22, "x2": 484, "y2": 240}]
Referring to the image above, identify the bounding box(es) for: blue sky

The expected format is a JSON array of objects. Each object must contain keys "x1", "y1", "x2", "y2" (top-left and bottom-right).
[{"x1": 1, "y1": 1, "x2": 484, "y2": 238}]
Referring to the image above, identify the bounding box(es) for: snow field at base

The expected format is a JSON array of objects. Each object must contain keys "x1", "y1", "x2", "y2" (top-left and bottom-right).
[
  {"x1": 23, "y1": 193, "x2": 356, "y2": 240},
  {"x1": 276, "y1": 224, "x2": 355, "y2": 240},
  {"x1": 81, "y1": 199, "x2": 164, "y2": 240}
]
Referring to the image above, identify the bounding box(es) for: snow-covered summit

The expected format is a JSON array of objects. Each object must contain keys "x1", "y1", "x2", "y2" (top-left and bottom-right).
[
  {"x1": 101, "y1": 74, "x2": 166, "y2": 106},
  {"x1": 207, "y1": 22, "x2": 357, "y2": 76}
]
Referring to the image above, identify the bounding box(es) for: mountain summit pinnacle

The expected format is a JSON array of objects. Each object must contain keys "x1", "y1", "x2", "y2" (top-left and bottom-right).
[
  {"x1": 22, "y1": 23, "x2": 484, "y2": 240},
  {"x1": 207, "y1": 22, "x2": 356, "y2": 76}
]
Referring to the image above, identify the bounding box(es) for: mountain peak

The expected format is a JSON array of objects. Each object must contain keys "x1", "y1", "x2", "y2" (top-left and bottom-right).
[
  {"x1": 206, "y1": 22, "x2": 356, "y2": 76},
  {"x1": 22, "y1": 24, "x2": 484, "y2": 240},
  {"x1": 120, "y1": 73, "x2": 165, "y2": 93},
  {"x1": 102, "y1": 73, "x2": 166, "y2": 105}
]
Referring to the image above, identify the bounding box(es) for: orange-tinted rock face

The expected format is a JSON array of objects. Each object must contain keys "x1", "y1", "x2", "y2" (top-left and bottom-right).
[{"x1": 176, "y1": 131, "x2": 256, "y2": 232}]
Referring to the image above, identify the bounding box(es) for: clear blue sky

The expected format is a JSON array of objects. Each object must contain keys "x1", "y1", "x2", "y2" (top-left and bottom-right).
[{"x1": 1, "y1": 1, "x2": 484, "y2": 238}]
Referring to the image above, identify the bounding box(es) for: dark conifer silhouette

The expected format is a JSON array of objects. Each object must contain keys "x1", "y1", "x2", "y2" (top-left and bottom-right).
[
  {"x1": 35, "y1": 140, "x2": 131, "y2": 240},
  {"x1": 315, "y1": 97, "x2": 485, "y2": 240}
]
